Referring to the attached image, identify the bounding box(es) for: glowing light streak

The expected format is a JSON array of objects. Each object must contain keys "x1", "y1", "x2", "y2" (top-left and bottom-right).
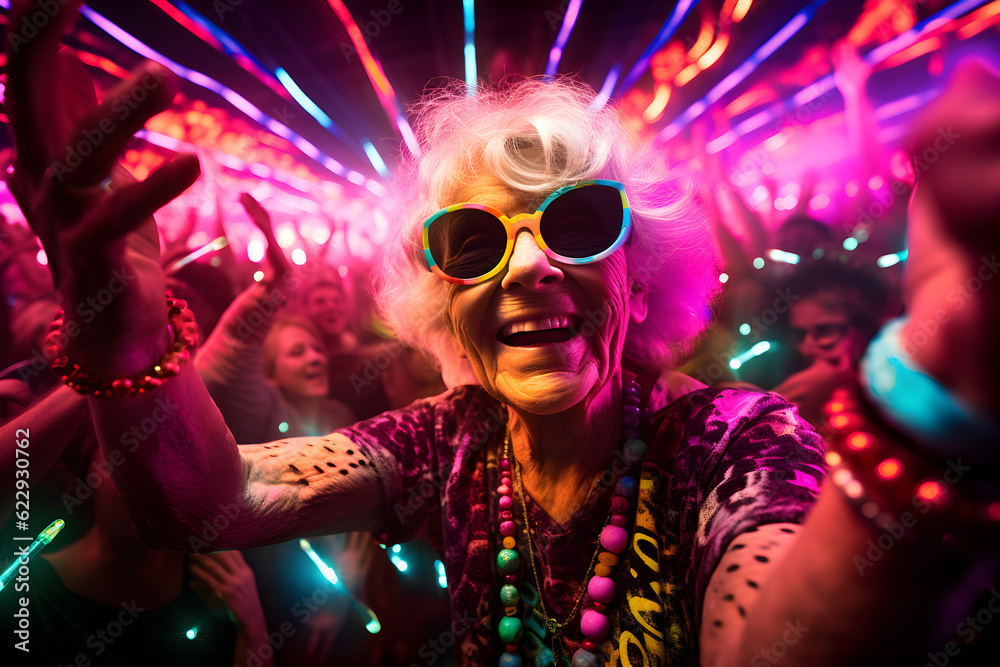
[
  {"x1": 1, "y1": 520, "x2": 65, "y2": 591},
  {"x1": 299, "y1": 539, "x2": 339, "y2": 585},
  {"x1": 435, "y1": 560, "x2": 448, "y2": 588},
  {"x1": 275, "y1": 67, "x2": 333, "y2": 128},
  {"x1": 186, "y1": 627, "x2": 198, "y2": 640},
  {"x1": 658, "y1": 0, "x2": 829, "y2": 142},
  {"x1": 687, "y1": 19, "x2": 715, "y2": 60},
  {"x1": 362, "y1": 140, "x2": 390, "y2": 178},
  {"x1": 642, "y1": 85, "x2": 672, "y2": 123},
  {"x1": 868, "y1": 0, "x2": 988, "y2": 66},
  {"x1": 957, "y1": 0, "x2": 1000, "y2": 39},
  {"x1": 76, "y1": 7, "x2": 383, "y2": 189},
  {"x1": 149, "y1": 0, "x2": 293, "y2": 104},
  {"x1": 697, "y1": 33, "x2": 730, "y2": 69},
  {"x1": 545, "y1": 0, "x2": 582, "y2": 77},
  {"x1": 168, "y1": 237, "x2": 229, "y2": 272},
  {"x1": 729, "y1": 341, "x2": 771, "y2": 370},
  {"x1": 618, "y1": 0, "x2": 700, "y2": 94},
  {"x1": 590, "y1": 64, "x2": 621, "y2": 110},
  {"x1": 877, "y1": 250, "x2": 908, "y2": 268},
  {"x1": 674, "y1": 63, "x2": 701, "y2": 87},
  {"x1": 76, "y1": 50, "x2": 131, "y2": 78},
  {"x1": 766, "y1": 249, "x2": 800, "y2": 264},
  {"x1": 325, "y1": 0, "x2": 420, "y2": 156},
  {"x1": 463, "y1": 0, "x2": 477, "y2": 92},
  {"x1": 732, "y1": 0, "x2": 753, "y2": 22}
]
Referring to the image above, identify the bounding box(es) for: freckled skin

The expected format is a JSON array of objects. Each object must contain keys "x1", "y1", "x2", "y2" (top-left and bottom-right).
[{"x1": 700, "y1": 523, "x2": 801, "y2": 666}]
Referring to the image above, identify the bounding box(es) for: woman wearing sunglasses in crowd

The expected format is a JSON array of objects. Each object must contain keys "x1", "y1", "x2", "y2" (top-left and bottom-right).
[{"x1": 7, "y1": 1, "x2": 1000, "y2": 664}]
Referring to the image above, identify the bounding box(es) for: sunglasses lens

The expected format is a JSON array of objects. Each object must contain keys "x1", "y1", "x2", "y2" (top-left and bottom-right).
[
  {"x1": 427, "y1": 208, "x2": 507, "y2": 280},
  {"x1": 540, "y1": 184, "x2": 624, "y2": 258}
]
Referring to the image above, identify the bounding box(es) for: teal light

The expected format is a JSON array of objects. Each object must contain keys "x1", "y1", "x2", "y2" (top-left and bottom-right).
[
  {"x1": 739, "y1": 323, "x2": 751, "y2": 336},
  {"x1": 877, "y1": 249, "x2": 908, "y2": 268},
  {"x1": 364, "y1": 608, "x2": 382, "y2": 634},
  {"x1": 278, "y1": 421, "x2": 290, "y2": 433},
  {"x1": 299, "y1": 539, "x2": 339, "y2": 585},
  {"x1": 729, "y1": 341, "x2": 772, "y2": 370},
  {"x1": 435, "y1": 559, "x2": 448, "y2": 589},
  {"x1": 752, "y1": 257, "x2": 765, "y2": 269},
  {"x1": 843, "y1": 237, "x2": 859, "y2": 251},
  {"x1": 186, "y1": 627, "x2": 198, "y2": 640}
]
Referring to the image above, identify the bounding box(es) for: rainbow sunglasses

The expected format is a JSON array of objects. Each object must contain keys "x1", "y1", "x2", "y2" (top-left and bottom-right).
[{"x1": 422, "y1": 179, "x2": 631, "y2": 285}]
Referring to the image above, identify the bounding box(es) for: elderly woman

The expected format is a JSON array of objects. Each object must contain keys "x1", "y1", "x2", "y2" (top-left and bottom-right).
[{"x1": 7, "y1": 1, "x2": 999, "y2": 665}]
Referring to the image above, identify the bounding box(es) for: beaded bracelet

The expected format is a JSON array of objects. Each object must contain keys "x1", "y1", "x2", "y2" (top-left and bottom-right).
[
  {"x1": 822, "y1": 386, "x2": 1000, "y2": 549},
  {"x1": 860, "y1": 317, "x2": 1000, "y2": 461},
  {"x1": 47, "y1": 294, "x2": 198, "y2": 397}
]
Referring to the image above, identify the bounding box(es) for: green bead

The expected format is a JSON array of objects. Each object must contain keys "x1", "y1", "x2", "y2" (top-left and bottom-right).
[
  {"x1": 496, "y1": 548, "x2": 521, "y2": 573},
  {"x1": 498, "y1": 616, "x2": 523, "y2": 643},
  {"x1": 500, "y1": 584, "x2": 520, "y2": 606},
  {"x1": 623, "y1": 438, "x2": 648, "y2": 464}
]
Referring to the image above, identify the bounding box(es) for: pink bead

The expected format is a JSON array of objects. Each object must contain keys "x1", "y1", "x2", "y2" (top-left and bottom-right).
[
  {"x1": 582, "y1": 640, "x2": 598, "y2": 652},
  {"x1": 587, "y1": 575, "x2": 615, "y2": 604},
  {"x1": 500, "y1": 459, "x2": 511, "y2": 470},
  {"x1": 499, "y1": 495, "x2": 513, "y2": 510},
  {"x1": 600, "y1": 525, "x2": 628, "y2": 553},
  {"x1": 500, "y1": 511, "x2": 513, "y2": 521},
  {"x1": 497, "y1": 484, "x2": 512, "y2": 496},
  {"x1": 611, "y1": 496, "x2": 630, "y2": 513},
  {"x1": 580, "y1": 610, "x2": 610, "y2": 641},
  {"x1": 501, "y1": 477, "x2": 512, "y2": 487},
  {"x1": 500, "y1": 521, "x2": 516, "y2": 537},
  {"x1": 609, "y1": 514, "x2": 628, "y2": 527}
]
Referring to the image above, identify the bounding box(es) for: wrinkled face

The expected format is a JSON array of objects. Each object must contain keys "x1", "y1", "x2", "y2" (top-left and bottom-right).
[
  {"x1": 789, "y1": 296, "x2": 853, "y2": 364},
  {"x1": 305, "y1": 286, "x2": 348, "y2": 338},
  {"x1": 444, "y1": 178, "x2": 644, "y2": 415},
  {"x1": 272, "y1": 326, "x2": 328, "y2": 400}
]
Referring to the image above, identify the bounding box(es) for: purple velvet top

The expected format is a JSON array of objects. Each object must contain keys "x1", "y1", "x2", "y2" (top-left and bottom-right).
[{"x1": 338, "y1": 385, "x2": 826, "y2": 666}]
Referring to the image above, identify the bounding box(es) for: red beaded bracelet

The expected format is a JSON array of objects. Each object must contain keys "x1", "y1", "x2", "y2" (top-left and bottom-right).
[
  {"x1": 822, "y1": 387, "x2": 1000, "y2": 548},
  {"x1": 46, "y1": 294, "x2": 199, "y2": 397}
]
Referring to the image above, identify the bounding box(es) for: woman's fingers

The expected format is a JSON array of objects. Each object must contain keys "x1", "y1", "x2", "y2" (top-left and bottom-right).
[
  {"x1": 59, "y1": 62, "x2": 180, "y2": 189},
  {"x1": 94, "y1": 153, "x2": 201, "y2": 242},
  {"x1": 5, "y1": 0, "x2": 84, "y2": 180}
]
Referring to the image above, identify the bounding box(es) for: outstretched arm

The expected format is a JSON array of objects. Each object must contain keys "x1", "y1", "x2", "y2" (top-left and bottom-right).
[{"x1": 4, "y1": 0, "x2": 386, "y2": 551}]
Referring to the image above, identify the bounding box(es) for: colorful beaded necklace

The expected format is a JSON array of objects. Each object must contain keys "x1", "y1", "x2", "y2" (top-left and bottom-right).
[{"x1": 493, "y1": 374, "x2": 649, "y2": 667}]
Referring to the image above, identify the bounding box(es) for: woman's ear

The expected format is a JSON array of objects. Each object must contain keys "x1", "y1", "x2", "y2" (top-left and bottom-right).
[{"x1": 629, "y1": 280, "x2": 648, "y2": 325}]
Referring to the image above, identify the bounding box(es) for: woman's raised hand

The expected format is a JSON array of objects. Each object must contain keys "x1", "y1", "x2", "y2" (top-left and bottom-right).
[{"x1": 5, "y1": 0, "x2": 200, "y2": 376}]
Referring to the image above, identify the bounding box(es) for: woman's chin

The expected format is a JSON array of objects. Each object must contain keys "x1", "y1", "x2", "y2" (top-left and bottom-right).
[{"x1": 494, "y1": 367, "x2": 600, "y2": 415}]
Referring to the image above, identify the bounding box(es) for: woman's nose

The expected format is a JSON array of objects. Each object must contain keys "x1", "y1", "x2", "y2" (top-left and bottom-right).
[{"x1": 501, "y1": 229, "x2": 563, "y2": 290}]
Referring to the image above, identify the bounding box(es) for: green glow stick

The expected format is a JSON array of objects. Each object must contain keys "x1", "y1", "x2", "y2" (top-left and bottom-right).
[{"x1": 1, "y1": 519, "x2": 65, "y2": 591}]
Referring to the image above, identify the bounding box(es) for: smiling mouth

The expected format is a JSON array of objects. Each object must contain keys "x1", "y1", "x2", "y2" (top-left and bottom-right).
[{"x1": 497, "y1": 316, "x2": 580, "y2": 347}]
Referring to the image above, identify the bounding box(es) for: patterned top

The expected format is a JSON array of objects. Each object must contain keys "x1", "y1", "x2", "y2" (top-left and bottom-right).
[{"x1": 339, "y1": 385, "x2": 826, "y2": 666}]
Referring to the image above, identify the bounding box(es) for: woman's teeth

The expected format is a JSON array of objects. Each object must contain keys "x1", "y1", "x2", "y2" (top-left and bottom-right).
[{"x1": 500, "y1": 315, "x2": 571, "y2": 338}]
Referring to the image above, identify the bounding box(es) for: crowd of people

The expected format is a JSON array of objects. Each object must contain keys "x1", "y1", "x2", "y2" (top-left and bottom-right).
[{"x1": 2, "y1": 0, "x2": 999, "y2": 665}]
